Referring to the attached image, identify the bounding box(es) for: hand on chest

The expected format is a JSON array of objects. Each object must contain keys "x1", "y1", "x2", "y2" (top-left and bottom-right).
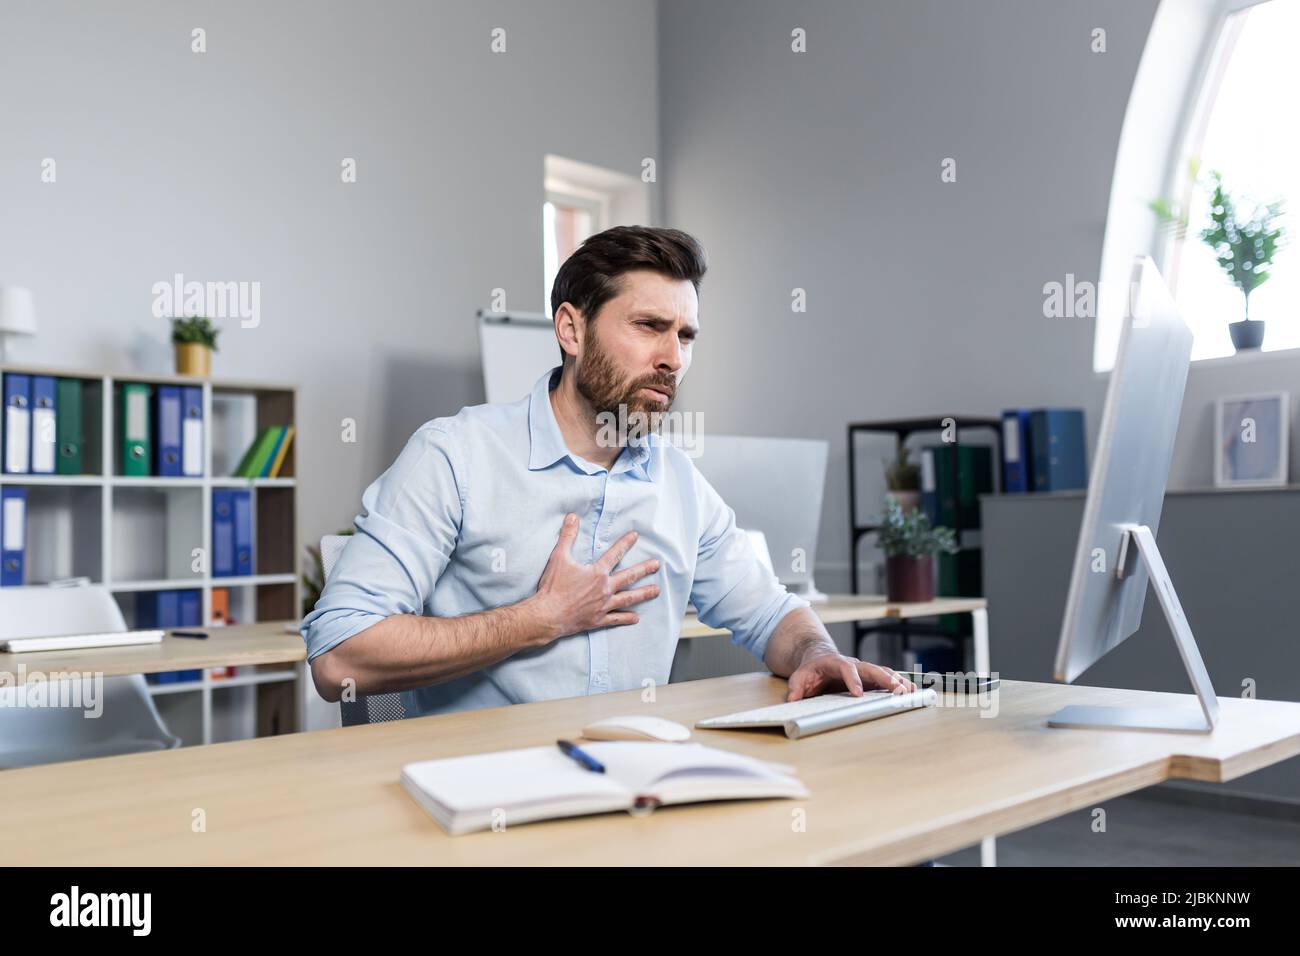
[{"x1": 454, "y1": 473, "x2": 694, "y2": 595}]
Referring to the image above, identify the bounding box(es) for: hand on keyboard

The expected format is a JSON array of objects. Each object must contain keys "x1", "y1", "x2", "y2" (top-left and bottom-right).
[{"x1": 786, "y1": 652, "x2": 916, "y2": 702}]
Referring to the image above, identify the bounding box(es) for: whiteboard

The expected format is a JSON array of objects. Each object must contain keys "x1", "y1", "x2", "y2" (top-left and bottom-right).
[{"x1": 478, "y1": 311, "x2": 560, "y2": 404}]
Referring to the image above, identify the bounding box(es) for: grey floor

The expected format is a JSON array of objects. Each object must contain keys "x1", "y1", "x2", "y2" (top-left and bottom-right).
[{"x1": 937, "y1": 790, "x2": 1300, "y2": 866}]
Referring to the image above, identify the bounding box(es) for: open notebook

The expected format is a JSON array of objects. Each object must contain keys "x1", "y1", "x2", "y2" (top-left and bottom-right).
[{"x1": 400, "y1": 741, "x2": 808, "y2": 835}]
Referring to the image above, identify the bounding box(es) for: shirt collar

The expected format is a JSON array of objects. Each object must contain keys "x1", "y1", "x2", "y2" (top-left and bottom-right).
[{"x1": 527, "y1": 366, "x2": 654, "y2": 480}]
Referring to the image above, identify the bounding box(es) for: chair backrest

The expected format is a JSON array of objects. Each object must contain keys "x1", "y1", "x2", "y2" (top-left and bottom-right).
[
  {"x1": 319, "y1": 534, "x2": 350, "y2": 580},
  {"x1": 0, "y1": 584, "x2": 128, "y2": 640},
  {"x1": 318, "y1": 535, "x2": 407, "y2": 727},
  {"x1": 0, "y1": 585, "x2": 181, "y2": 768}
]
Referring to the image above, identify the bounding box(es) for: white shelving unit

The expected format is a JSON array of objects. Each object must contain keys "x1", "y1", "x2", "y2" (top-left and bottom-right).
[
  {"x1": 148, "y1": 665, "x2": 301, "y2": 746},
  {"x1": 1, "y1": 363, "x2": 301, "y2": 747}
]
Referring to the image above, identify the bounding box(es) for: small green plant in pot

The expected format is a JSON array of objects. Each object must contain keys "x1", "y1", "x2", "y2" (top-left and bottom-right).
[
  {"x1": 883, "y1": 444, "x2": 922, "y2": 514},
  {"x1": 170, "y1": 316, "x2": 220, "y2": 376},
  {"x1": 875, "y1": 498, "x2": 957, "y2": 603},
  {"x1": 1152, "y1": 165, "x2": 1286, "y2": 352}
]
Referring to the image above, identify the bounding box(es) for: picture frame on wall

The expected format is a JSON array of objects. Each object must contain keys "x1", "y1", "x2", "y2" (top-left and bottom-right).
[{"x1": 1214, "y1": 392, "x2": 1290, "y2": 488}]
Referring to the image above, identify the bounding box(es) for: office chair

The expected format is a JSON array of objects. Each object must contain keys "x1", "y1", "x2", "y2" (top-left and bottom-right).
[
  {"x1": 0, "y1": 585, "x2": 181, "y2": 768},
  {"x1": 319, "y1": 534, "x2": 408, "y2": 727}
]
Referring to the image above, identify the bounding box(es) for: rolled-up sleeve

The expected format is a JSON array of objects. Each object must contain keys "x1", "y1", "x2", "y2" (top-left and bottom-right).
[
  {"x1": 300, "y1": 423, "x2": 464, "y2": 662},
  {"x1": 688, "y1": 468, "x2": 809, "y2": 663}
]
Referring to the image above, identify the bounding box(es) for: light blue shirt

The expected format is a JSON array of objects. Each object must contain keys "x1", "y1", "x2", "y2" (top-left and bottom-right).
[{"x1": 302, "y1": 366, "x2": 808, "y2": 717}]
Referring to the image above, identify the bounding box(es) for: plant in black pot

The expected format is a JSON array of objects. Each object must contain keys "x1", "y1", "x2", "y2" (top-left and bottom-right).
[
  {"x1": 1152, "y1": 166, "x2": 1285, "y2": 352},
  {"x1": 875, "y1": 497, "x2": 957, "y2": 603}
]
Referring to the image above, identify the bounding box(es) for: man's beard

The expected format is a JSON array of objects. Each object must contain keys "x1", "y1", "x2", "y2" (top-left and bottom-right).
[{"x1": 575, "y1": 328, "x2": 676, "y2": 443}]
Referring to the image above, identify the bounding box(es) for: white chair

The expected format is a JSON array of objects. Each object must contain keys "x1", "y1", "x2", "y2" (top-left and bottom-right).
[
  {"x1": 0, "y1": 585, "x2": 181, "y2": 768},
  {"x1": 319, "y1": 534, "x2": 408, "y2": 727}
]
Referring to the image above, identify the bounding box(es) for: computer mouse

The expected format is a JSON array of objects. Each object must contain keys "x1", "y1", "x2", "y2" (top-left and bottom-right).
[{"x1": 581, "y1": 715, "x2": 692, "y2": 742}]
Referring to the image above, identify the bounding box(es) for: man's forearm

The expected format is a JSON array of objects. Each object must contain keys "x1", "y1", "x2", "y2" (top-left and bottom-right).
[
  {"x1": 762, "y1": 606, "x2": 840, "y2": 678},
  {"x1": 311, "y1": 598, "x2": 557, "y2": 701}
]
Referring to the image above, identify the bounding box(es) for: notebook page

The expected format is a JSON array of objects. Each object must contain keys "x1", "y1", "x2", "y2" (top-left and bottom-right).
[
  {"x1": 402, "y1": 745, "x2": 628, "y2": 814},
  {"x1": 582, "y1": 741, "x2": 794, "y2": 794}
]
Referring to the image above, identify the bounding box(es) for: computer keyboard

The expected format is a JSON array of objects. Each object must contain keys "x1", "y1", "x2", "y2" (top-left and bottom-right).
[
  {"x1": 0, "y1": 630, "x2": 166, "y2": 653},
  {"x1": 697, "y1": 688, "x2": 937, "y2": 739},
  {"x1": 703, "y1": 691, "x2": 892, "y2": 724}
]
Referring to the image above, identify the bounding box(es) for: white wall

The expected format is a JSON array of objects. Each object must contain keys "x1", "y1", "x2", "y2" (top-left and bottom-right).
[
  {"x1": 657, "y1": 0, "x2": 1300, "y2": 589},
  {"x1": 656, "y1": 0, "x2": 1156, "y2": 587},
  {"x1": 1, "y1": 0, "x2": 659, "y2": 729},
  {"x1": 1, "y1": 0, "x2": 658, "y2": 552}
]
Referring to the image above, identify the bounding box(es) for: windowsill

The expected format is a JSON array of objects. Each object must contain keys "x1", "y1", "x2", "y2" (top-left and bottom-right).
[
  {"x1": 1188, "y1": 345, "x2": 1300, "y2": 369},
  {"x1": 1095, "y1": 343, "x2": 1300, "y2": 376}
]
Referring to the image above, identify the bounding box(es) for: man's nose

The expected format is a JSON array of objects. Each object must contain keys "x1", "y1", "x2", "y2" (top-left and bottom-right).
[{"x1": 655, "y1": 336, "x2": 684, "y2": 374}]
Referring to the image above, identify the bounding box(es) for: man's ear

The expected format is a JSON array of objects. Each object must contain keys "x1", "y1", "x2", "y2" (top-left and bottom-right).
[{"x1": 554, "y1": 302, "x2": 584, "y2": 363}]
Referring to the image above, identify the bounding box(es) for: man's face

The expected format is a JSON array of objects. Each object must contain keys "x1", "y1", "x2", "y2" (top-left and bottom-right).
[{"x1": 571, "y1": 269, "x2": 699, "y2": 432}]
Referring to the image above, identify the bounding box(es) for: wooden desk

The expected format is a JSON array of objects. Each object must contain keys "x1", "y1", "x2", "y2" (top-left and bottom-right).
[
  {"x1": 2, "y1": 673, "x2": 1295, "y2": 866},
  {"x1": 0, "y1": 598, "x2": 989, "y2": 743},
  {"x1": 0, "y1": 621, "x2": 310, "y2": 735},
  {"x1": 0, "y1": 598, "x2": 987, "y2": 700},
  {"x1": 684, "y1": 594, "x2": 990, "y2": 675}
]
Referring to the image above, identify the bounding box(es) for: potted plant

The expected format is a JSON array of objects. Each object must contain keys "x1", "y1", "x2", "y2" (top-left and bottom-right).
[
  {"x1": 875, "y1": 497, "x2": 957, "y2": 603},
  {"x1": 883, "y1": 444, "x2": 922, "y2": 514},
  {"x1": 170, "y1": 316, "x2": 220, "y2": 376},
  {"x1": 1152, "y1": 166, "x2": 1285, "y2": 352}
]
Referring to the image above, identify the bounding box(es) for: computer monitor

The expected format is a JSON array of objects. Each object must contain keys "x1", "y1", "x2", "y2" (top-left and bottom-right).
[
  {"x1": 690, "y1": 434, "x2": 829, "y2": 601},
  {"x1": 1050, "y1": 256, "x2": 1218, "y2": 733}
]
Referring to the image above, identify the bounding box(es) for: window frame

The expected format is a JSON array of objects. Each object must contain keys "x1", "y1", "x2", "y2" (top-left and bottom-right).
[
  {"x1": 1154, "y1": 0, "x2": 1271, "y2": 296},
  {"x1": 542, "y1": 188, "x2": 608, "y2": 312},
  {"x1": 544, "y1": 187, "x2": 608, "y2": 236},
  {"x1": 1094, "y1": 0, "x2": 1298, "y2": 371}
]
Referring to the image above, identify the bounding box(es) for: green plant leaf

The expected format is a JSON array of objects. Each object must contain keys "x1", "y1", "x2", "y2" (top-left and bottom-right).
[
  {"x1": 170, "y1": 315, "x2": 221, "y2": 351},
  {"x1": 873, "y1": 497, "x2": 959, "y2": 558}
]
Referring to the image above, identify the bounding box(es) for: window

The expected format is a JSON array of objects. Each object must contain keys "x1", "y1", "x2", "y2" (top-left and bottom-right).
[
  {"x1": 1159, "y1": 0, "x2": 1299, "y2": 360},
  {"x1": 542, "y1": 189, "x2": 604, "y2": 311},
  {"x1": 541, "y1": 154, "x2": 652, "y2": 313}
]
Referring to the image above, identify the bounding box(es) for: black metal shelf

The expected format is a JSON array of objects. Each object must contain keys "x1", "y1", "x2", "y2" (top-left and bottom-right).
[{"x1": 846, "y1": 416, "x2": 1002, "y2": 663}]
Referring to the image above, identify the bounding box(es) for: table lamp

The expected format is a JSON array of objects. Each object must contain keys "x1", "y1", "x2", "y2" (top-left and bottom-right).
[{"x1": 0, "y1": 287, "x2": 38, "y2": 363}]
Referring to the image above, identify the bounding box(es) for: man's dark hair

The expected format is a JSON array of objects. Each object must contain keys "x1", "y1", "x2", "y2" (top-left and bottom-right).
[{"x1": 550, "y1": 225, "x2": 707, "y2": 364}]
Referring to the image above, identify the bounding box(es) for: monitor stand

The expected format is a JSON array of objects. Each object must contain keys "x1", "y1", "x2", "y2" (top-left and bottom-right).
[{"x1": 1048, "y1": 524, "x2": 1219, "y2": 734}]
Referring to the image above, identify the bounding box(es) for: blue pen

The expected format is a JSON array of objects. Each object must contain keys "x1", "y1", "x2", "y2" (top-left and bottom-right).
[{"x1": 556, "y1": 739, "x2": 605, "y2": 773}]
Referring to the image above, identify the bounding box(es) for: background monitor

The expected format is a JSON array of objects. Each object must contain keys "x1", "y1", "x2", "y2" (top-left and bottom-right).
[{"x1": 690, "y1": 434, "x2": 829, "y2": 598}]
